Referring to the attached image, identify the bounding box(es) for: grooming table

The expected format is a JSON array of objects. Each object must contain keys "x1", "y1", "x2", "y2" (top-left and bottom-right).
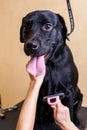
[{"x1": 0, "y1": 101, "x2": 87, "y2": 130}]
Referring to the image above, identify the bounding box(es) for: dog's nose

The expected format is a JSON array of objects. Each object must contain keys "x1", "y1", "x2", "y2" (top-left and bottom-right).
[{"x1": 26, "y1": 41, "x2": 40, "y2": 50}]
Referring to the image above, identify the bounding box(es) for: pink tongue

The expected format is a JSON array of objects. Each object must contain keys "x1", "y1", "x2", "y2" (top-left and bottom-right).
[{"x1": 26, "y1": 56, "x2": 45, "y2": 77}]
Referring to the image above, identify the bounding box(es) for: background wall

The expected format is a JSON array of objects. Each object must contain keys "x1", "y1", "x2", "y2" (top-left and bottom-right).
[{"x1": 0, "y1": 0, "x2": 87, "y2": 108}]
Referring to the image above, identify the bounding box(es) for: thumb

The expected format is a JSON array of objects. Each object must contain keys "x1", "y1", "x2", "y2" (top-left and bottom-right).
[{"x1": 56, "y1": 96, "x2": 62, "y2": 106}]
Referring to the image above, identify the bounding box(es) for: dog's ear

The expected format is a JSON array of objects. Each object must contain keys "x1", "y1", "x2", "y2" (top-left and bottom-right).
[
  {"x1": 56, "y1": 14, "x2": 69, "y2": 40},
  {"x1": 20, "y1": 26, "x2": 24, "y2": 43},
  {"x1": 20, "y1": 18, "x2": 25, "y2": 43}
]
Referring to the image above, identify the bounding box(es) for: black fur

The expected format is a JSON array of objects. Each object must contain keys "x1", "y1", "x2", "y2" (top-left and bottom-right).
[{"x1": 20, "y1": 10, "x2": 83, "y2": 130}]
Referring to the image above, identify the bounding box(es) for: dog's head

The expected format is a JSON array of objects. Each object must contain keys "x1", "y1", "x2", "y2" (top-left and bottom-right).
[{"x1": 20, "y1": 10, "x2": 68, "y2": 60}]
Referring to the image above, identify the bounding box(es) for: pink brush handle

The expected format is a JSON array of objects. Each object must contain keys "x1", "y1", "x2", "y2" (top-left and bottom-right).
[{"x1": 47, "y1": 96, "x2": 59, "y2": 106}]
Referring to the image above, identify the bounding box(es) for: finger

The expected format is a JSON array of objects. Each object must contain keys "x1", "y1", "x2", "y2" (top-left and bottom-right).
[
  {"x1": 55, "y1": 97, "x2": 66, "y2": 116},
  {"x1": 51, "y1": 105, "x2": 56, "y2": 109},
  {"x1": 56, "y1": 96, "x2": 64, "y2": 108}
]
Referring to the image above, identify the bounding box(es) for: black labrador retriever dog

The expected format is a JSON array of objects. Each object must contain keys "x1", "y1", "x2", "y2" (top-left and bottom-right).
[{"x1": 20, "y1": 10, "x2": 83, "y2": 130}]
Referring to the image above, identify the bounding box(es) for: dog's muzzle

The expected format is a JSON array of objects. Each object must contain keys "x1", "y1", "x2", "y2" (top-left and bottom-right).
[
  {"x1": 24, "y1": 39, "x2": 56, "y2": 61},
  {"x1": 26, "y1": 40, "x2": 40, "y2": 51}
]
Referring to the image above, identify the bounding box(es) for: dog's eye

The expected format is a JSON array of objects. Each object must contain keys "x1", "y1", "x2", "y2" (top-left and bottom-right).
[{"x1": 42, "y1": 23, "x2": 53, "y2": 31}]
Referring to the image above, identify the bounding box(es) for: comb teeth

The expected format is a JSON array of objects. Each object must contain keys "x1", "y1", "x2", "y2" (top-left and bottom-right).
[{"x1": 43, "y1": 93, "x2": 65, "y2": 102}]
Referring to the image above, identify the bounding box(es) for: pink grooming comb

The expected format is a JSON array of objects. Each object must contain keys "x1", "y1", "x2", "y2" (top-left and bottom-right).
[
  {"x1": 47, "y1": 96, "x2": 59, "y2": 106},
  {"x1": 43, "y1": 93, "x2": 65, "y2": 105}
]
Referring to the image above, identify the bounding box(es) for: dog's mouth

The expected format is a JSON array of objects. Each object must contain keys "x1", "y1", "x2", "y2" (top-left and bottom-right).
[
  {"x1": 29, "y1": 44, "x2": 55, "y2": 62},
  {"x1": 44, "y1": 44, "x2": 55, "y2": 61}
]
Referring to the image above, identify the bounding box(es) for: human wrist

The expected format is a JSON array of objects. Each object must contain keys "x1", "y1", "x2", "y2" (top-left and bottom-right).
[
  {"x1": 61, "y1": 121, "x2": 79, "y2": 130},
  {"x1": 31, "y1": 74, "x2": 44, "y2": 83},
  {"x1": 30, "y1": 76, "x2": 44, "y2": 89}
]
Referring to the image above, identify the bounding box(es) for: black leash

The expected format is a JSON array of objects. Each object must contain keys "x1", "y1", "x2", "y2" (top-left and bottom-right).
[{"x1": 66, "y1": 0, "x2": 75, "y2": 36}]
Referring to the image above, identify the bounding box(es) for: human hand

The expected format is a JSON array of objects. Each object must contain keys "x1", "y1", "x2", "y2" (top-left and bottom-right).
[
  {"x1": 53, "y1": 97, "x2": 71, "y2": 129},
  {"x1": 48, "y1": 96, "x2": 79, "y2": 130}
]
